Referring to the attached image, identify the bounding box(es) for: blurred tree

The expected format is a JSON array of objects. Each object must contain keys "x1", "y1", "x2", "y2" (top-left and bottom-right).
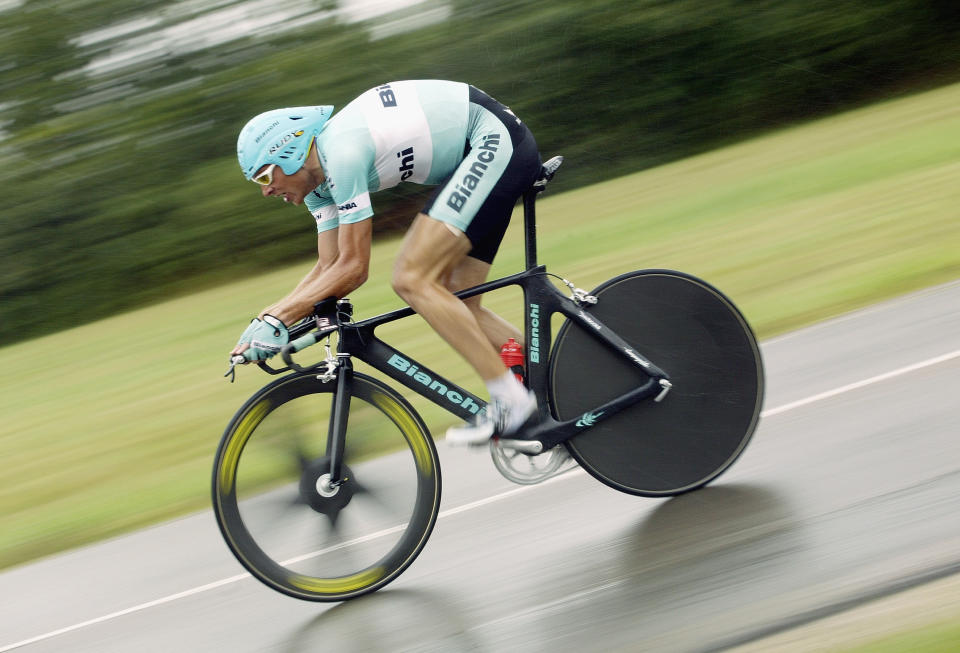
[
  {"x1": 1, "y1": 4, "x2": 85, "y2": 133},
  {"x1": 2, "y1": 0, "x2": 960, "y2": 343}
]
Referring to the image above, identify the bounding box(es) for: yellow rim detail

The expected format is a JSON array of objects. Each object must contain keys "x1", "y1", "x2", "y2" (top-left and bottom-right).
[
  {"x1": 218, "y1": 399, "x2": 271, "y2": 494},
  {"x1": 288, "y1": 566, "x2": 386, "y2": 594},
  {"x1": 370, "y1": 391, "x2": 434, "y2": 475}
]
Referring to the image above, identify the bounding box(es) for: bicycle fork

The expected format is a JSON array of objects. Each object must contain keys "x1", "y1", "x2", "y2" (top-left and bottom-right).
[{"x1": 324, "y1": 354, "x2": 353, "y2": 487}]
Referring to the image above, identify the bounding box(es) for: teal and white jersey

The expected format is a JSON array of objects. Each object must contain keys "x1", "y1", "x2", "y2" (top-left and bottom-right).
[{"x1": 305, "y1": 80, "x2": 470, "y2": 232}]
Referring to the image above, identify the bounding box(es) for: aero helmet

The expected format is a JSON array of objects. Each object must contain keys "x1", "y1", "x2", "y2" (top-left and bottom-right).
[{"x1": 236, "y1": 105, "x2": 334, "y2": 180}]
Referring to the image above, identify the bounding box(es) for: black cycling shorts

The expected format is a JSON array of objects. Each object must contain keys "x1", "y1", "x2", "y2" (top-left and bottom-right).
[{"x1": 423, "y1": 86, "x2": 541, "y2": 264}]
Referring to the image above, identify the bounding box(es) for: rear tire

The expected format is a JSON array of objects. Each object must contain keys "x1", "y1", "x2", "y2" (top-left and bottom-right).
[{"x1": 549, "y1": 270, "x2": 763, "y2": 496}]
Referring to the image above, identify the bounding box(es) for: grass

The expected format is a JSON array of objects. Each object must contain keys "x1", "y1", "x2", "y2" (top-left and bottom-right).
[
  {"x1": 2, "y1": 80, "x2": 960, "y2": 573},
  {"x1": 734, "y1": 574, "x2": 960, "y2": 652},
  {"x1": 840, "y1": 619, "x2": 960, "y2": 653}
]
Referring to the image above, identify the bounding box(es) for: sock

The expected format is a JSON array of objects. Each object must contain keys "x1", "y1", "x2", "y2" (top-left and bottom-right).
[
  {"x1": 485, "y1": 370, "x2": 523, "y2": 402},
  {"x1": 485, "y1": 370, "x2": 535, "y2": 433}
]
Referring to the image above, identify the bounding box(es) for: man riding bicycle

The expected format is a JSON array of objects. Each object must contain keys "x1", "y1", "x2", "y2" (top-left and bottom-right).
[{"x1": 230, "y1": 80, "x2": 541, "y2": 445}]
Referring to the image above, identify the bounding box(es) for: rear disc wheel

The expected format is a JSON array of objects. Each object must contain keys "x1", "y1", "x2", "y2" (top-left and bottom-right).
[{"x1": 549, "y1": 270, "x2": 764, "y2": 496}]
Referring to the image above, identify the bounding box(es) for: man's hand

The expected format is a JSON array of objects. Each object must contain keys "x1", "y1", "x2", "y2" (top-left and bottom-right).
[
  {"x1": 235, "y1": 319, "x2": 259, "y2": 348},
  {"x1": 230, "y1": 315, "x2": 289, "y2": 362}
]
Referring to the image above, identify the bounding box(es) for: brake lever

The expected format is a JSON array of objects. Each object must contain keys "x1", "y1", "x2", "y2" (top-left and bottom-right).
[{"x1": 224, "y1": 355, "x2": 247, "y2": 383}]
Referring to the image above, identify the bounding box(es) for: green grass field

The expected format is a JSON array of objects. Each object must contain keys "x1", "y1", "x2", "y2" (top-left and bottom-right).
[
  {"x1": 2, "y1": 80, "x2": 959, "y2": 581},
  {"x1": 840, "y1": 619, "x2": 960, "y2": 653}
]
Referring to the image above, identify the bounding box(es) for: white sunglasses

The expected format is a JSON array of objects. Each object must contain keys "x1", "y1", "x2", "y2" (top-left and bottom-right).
[
  {"x1": 251, "y1": 163, "x2": 277, "y2": 186},
  {"x1": 250, "y1": 136, "x2": 315, "y2": 186}
]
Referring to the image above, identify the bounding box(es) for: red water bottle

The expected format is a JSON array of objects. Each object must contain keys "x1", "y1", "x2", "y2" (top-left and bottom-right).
[{"x1": 500, "y1": 338, "x2": 525, "y2": 384}]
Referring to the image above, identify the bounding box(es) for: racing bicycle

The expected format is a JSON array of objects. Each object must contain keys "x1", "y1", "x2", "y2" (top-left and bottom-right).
[{"x1": 212, "y1": 156, "x2": 765, "y2": 601}]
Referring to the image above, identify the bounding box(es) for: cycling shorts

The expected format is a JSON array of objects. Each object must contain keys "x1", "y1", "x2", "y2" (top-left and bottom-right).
[{"x1": 423, "y1": 86, "x2": 541, "y2": 263}]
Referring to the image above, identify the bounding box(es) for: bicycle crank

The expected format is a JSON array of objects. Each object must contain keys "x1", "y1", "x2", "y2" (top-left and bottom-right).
[{"x1": 489, "y1": 440, "x2": 578, "y2": 485}]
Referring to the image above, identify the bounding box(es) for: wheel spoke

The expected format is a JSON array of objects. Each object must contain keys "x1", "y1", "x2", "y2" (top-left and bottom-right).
[
  {"x1": 352, "y1": 477, "x2": 408, "y2": 522},
  {"x1": 213, "y1": 374, "x2": 441, "y2": 601}
]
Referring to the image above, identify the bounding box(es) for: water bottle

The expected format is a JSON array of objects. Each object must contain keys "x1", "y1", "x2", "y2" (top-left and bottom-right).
[{"x1": 500, "y1": 338, "x2": 525, "y2": 384}]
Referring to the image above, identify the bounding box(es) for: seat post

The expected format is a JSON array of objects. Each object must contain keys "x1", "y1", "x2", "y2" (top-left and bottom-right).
[
  {"x1": 522, "y1": 189, "x2": 538, "y2": 270},
  {"x1": 522, "y1": 155, "x2": 562, "y2": 271}
]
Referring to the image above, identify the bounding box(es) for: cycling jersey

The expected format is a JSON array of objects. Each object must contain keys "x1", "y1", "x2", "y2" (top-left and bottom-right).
[
  {"x1": 306, "y1": 80, "x2": 469, "y2": 228},
  {"x1": 304, "y1": 80, "x2": 541, "y2": 262}
]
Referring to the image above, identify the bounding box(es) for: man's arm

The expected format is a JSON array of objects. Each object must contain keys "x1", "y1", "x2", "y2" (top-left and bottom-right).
[
  {"x1": 271, "y1": 228, "x2": 340, "y2": 301},
  {"x1": 260, "y1": 220, "x2": 372, "y2": 325},
  {"x1": 316, "y1": 227, "x2": 340, "y2": 269}
]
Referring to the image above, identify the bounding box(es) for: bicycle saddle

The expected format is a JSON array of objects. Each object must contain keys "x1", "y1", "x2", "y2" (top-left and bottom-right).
[{"x1": 532, "y1": 155, "x2": 564, "y2": 191}]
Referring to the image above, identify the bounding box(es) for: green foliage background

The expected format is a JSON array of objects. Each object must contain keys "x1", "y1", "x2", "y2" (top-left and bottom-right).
[{"x1": 2, "y1": 0, "x2": 960, "y2": 341}]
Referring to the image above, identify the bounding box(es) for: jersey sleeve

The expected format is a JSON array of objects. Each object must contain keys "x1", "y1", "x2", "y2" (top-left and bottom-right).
[
  {"x1": 321, "y1": 142, "x2": 375, "y2": 225},
  {"x1": 304, "y1": 189, "x2": 339, "y2": 233}
]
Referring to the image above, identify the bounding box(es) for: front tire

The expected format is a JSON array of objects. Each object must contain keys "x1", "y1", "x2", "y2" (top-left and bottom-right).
[{"x1": 212, "y1": 372, "x2": 441, "y2": 601}]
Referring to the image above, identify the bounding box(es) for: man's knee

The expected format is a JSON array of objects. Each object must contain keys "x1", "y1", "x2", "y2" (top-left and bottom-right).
[
  {"x1": 392, "y1": 256, "x2": 437, "y2": 304},
  {"x1": 394, "y1": 215, "x2": 470, "y2": 300},
  {"x1": 391, "y1": 262, "x2": 419, "y2": 301}
]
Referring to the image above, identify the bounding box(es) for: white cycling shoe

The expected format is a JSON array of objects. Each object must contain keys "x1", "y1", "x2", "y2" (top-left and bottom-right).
[{"x1": 446, "y1": 389, "x2": 537, "y2": 446}]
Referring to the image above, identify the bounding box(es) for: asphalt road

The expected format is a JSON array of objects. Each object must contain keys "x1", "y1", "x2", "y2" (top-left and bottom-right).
[{"x1": 2, "y1": 281, "x2": 959, "y2": 653}]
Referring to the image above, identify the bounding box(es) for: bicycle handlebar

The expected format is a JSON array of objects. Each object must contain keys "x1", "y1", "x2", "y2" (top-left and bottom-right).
[
  {"x1": 278, "y1": 321, "x2": 339, "y2": 373},
  {"x1": 276, "y1": 297, "x2": 346, "y2": 372},
  {"x1": 286, "y1": 331, "x2": 321, "y2": 355}
]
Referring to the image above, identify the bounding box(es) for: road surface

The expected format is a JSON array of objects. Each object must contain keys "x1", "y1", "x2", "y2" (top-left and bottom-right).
[{"x1": 2, "y1": 281, "x2": 959, "y2": 652}]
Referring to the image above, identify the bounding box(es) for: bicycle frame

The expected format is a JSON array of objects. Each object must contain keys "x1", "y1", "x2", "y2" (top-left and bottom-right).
[
  {"x1": 266, "y1": 178, "x2": 672, "y2": 474},
  {"x1": 347, "y1": 266, "x2": 670, "y2": 453}
]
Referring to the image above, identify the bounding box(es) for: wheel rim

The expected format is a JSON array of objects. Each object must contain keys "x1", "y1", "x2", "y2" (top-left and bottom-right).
[{"x1": 213, "y1": 374, "x2": 440, "y2": 601}]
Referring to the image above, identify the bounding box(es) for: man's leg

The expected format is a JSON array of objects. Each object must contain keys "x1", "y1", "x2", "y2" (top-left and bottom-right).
[
  {"x1": 393, "y1": 214, "x2": 535, "y2": 444},
  {"x1": 444, "y1": 255, "x2": 523, "y2": 352},
  {"x1": 392, "y1": 213, "x2": 506, "y2": 382}
]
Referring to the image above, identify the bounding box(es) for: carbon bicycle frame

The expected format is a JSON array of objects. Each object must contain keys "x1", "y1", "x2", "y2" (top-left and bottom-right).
[
  {"x1": 336, "y1": 264, "x2": 670, "y2": 449},
  {"x1": 266, "y1": 185, "x2": 672, "y2": 485}
]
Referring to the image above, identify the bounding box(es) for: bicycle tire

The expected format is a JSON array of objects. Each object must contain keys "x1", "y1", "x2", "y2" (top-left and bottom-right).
[
  {"x1": 212, "y1": 372, "x2": 441, "y2": 601},
  {"x1": 549, "y1": 270, "x2": 763, "y2": 496}
]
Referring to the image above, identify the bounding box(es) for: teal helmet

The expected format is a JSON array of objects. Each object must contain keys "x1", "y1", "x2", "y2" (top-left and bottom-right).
[{"x1": 236, "y1": 105, "x2": 334, "y2": 180}]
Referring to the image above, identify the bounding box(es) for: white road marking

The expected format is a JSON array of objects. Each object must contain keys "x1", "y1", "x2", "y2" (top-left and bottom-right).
[
  {"x1": 0, "y1": 574, "x2": 250, "y2": 652},
  {"x1": 2, "y1": 348, "x2": 958, "y2": 652},
  {"x1": 761, "y1": 349, "x2": 960, "y2": 417}
]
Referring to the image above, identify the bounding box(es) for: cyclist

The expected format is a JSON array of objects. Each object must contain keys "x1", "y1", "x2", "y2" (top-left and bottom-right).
[{"x1": 231, "y1": 80, "x2": 541, "y2": 445}]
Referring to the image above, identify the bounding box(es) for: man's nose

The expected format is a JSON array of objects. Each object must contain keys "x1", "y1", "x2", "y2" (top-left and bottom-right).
[{"x1": 261, "y1": 185, "x2": 273, "y2": 197}]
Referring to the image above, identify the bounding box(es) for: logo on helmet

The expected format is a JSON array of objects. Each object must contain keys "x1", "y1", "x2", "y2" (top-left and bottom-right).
[
  {"x1": 253, "y1": 121, "x2": 280, "y2": 144},
  {"x1": 267, "y1": 130, "x2": 306, "y2": 155}
]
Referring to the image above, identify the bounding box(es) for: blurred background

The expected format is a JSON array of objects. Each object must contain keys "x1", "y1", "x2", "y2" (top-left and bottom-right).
[
  {"x1": 3, "y1": 4, "x2": 960, "y2": 646},
  {"x1": 3, "y1": 0, "x2": 960, "y2": 343}
]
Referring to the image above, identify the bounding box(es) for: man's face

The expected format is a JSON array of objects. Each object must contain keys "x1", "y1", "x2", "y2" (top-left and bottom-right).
[{"x1": 255, "y1": 164, "x2": 313, "y2": 206}]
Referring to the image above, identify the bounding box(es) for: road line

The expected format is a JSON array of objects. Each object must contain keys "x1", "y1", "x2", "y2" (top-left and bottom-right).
[
  {"x1": 2, "y1": 347, "x2": 957, "y2": 652},
  {"x1": 0, "y1": 574, "x2": 249, "y2": 652},
  {"x1": 761, "y1": 349, "x2": 960, "y2": 418}
]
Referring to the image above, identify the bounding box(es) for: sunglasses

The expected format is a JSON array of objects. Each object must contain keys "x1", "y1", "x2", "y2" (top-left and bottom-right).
[
  {"x1": 251, "y1": 136, "x2": 315, "y2": 186},
  {"x1": 251, "y1": 164, "x2": 277, "y2": 186}
]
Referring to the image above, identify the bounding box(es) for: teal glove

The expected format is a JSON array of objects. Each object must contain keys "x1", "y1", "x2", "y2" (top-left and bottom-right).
[
  {"x1": 236, "y1": 319, "x2": 260, "y2": 347},
  {"x1": 243, "y1": 315, "x2": 289, "y2": 361}
]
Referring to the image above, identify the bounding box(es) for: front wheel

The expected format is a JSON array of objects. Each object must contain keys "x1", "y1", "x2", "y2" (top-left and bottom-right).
[
  {"x1": 549, "y1": 270, "x2": 764, "y2": 496},
  {"x1": 212, "y1": 372, "x2": 441, "y2": 601}
]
